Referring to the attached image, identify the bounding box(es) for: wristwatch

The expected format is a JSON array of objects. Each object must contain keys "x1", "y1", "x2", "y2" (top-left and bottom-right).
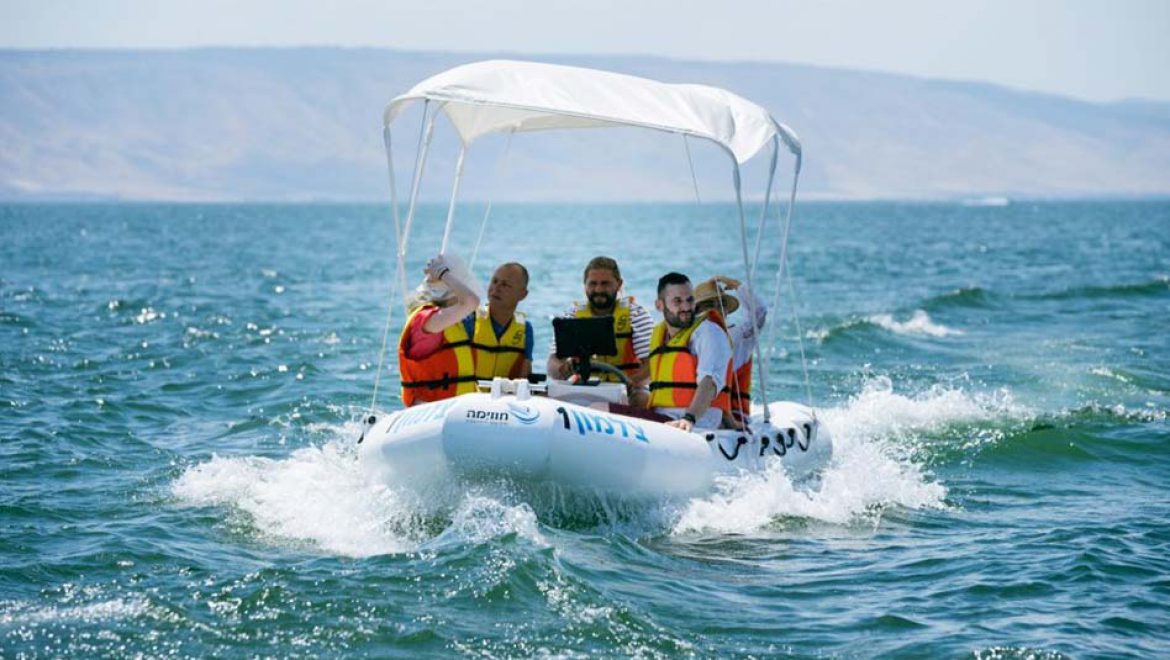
[{"x1": 682, "y1": 412, "x2": 697, "y2": 424}]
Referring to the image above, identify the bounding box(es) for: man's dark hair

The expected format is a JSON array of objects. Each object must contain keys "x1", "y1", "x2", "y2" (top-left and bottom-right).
[
  {"x1": 500, "y1": 262, "x2": 529, "y2": 287},
  {"x1": 583, "y1": 256, "x2": 620, "y2": 282},
  {"x1": 657, "y1": 272, "x2": 690, "y2": 297}
]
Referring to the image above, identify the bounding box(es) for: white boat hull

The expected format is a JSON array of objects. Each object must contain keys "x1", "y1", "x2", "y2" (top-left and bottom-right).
[{"x1": 358, "y1": 391, "x2": 832, "y2": 499}]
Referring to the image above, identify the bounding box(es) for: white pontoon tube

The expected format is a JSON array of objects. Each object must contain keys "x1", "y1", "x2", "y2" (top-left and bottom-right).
[{"x1": 372, "y1": 59, "x2": 803, "y2": 422}]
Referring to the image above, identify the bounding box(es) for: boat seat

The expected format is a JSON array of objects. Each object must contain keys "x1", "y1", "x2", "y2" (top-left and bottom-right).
[{"x1": 546, "y1": 379, "x2": 628, "y2": 407}]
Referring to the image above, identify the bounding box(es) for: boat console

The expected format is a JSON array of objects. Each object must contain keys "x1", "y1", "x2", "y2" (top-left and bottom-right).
[
  {"x1": 473, "y1": 316, "x2": 631, "y2": 407},
  {"x1": 476, "y1": 377, "x2": 628, "y2": 407}
]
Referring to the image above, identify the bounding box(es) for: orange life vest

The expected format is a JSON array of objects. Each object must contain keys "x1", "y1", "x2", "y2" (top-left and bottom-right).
[
  {"x1": 398, "y1": 304, "x2": 477, "y2": 406},
  {"x1": 471, "y1": 308, "x2": 528, "y2": 380},
  {"x1": 647, "y1": 310, "x2": 732, "y2": 413},
  {"x1": 728, "y1": 359, "x2": 752, "y2": 419},
  {"x1": 574, "y1": 297, "x2": 641, "y2": 382}
]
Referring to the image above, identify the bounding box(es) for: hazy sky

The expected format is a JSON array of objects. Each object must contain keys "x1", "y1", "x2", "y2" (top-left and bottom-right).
[{"x1": 3, "y1": 0, "x2": 1168, "y2": 102}]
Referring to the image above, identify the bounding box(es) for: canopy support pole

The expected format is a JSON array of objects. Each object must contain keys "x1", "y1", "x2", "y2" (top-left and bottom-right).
[
  {"x1": 470, "y1": 129, "x2": 516, "y2": 272},
  {"x1": 367, "y1": 124, "x2": 408, "y2": 415},
  {"x1": 440, "y1": 143, "x2": 467, "y2": 255},
  {"x1": 400, "y1": 101, "x2": 438, "y2": 293},
  {"x1": 750, "y1": 138, "x2": 780, "y2": 280},
  {"x1": 683, "y1": 135, "x2": 702, "y2": 204},
  {"x1": 776, "y1": 151, "x2": 802, "y2": 302},
  {"x1": 731, "y1": 160, "x2": 770, "y2": 423},
  {"x1": 777, "y1": 149, "x2": 812, "y2": 408},
  {"x1": 367, "y1": 101, "x2": 435, "y2": 414},
  {"x1": 745, "y1": 139, "x2": 779, "y2": 420},
  {"x1": 762, "y1": 148, "x2": 807, "y2": 407},
  {"x1": 785, "y1": 259, "x2": 815, "y2": 408},
  {"x1": 766, "y1": 151, "x2": 802, "y2": 340}
]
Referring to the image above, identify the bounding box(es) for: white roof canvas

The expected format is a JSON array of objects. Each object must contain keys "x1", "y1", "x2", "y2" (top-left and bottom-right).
[{"x1": 385, "y1": 59, "x2": 799, "y2": 164}]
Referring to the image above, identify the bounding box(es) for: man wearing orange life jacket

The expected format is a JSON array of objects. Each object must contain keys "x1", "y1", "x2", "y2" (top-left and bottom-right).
[
  {"x1": 397, "y1": 254, "x2": 481, "y2": 407},
  {"x1": 694, "y1": 276, "x2": 768, "y2": 429},
  {"x1": 547, "y1": 256, "x2": 653, "y2": 405},
  {"x1": 469, "y1": 262, "x2": 534, "y2": 381},
  {"x1": 648, "y1": 272, "x2": 734, "y2": 432}
]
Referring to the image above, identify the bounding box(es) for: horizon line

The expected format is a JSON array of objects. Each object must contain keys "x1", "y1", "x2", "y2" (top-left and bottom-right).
[{"x1": 3, "y1": 45, "x2": 1167, "y2": 106}]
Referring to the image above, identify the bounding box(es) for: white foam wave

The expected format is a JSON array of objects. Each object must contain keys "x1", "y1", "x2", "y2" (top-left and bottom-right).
[
  {"x1": 425, "y1": 495, "x2": 547, "y2": 549},
  {"x1": 823, "y1": 376, "x2": 1021, "y2": 445},
  {"x1": 174, "y1": 379, "x2": 1030, "y2": 546},
  {"x1": 172, "y1": 432, "x2": 421, "y2": 557},
  {"x1": 869, "y1": 309, "x2": 963, "y2": 337},
  {"x1": 172, "y1": 425, "x2": 548, "y2": 558},
  {"x1": 673, "y1": 378, "x2": 1025, "y2": 534}
]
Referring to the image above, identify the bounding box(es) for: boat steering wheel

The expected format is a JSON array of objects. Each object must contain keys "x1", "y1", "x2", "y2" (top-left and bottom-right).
[{"x1": 584, "y1": 361, "x2": 632, "y2": 387}]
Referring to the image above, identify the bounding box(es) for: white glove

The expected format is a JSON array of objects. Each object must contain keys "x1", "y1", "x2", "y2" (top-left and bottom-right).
[{"x1": 424, "y1": 254, "x2": 451, "y2": 282}]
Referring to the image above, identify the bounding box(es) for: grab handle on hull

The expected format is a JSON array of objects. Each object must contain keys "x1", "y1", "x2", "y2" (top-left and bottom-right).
[{"x1": 358, "y1": 414, "x2": 377, "y2": 445}]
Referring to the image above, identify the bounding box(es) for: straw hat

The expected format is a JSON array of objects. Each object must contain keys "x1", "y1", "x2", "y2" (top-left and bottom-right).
[{"x1": 694, "y1": 276, "x2": 740, "y2": 315}]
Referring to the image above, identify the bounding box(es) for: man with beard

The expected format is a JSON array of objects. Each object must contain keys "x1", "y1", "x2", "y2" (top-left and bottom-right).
[
  {"x1": 648, "y1": 272, "x2": 733, "y2": 431},
  {"x1": 547, "y1": 256, "x2": 653, "y2": 405}
]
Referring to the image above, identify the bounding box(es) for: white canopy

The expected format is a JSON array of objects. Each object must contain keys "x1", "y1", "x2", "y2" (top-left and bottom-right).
[{"x1": 384, "y1": 59, "x2": 799, "y2": 165}]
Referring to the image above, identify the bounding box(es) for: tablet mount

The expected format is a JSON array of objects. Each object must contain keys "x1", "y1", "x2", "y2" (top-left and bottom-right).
[{"x1": 552, "y1": 316, "x2": 622, "y2": 385}]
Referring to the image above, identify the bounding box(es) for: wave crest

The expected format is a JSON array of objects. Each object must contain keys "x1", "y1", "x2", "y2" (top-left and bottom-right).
[
  {"x1": 171, "y1": 426, "x2": 554, "y2": 557},
  {"x1": 810, "y1": 309, "x2": 964, "y2": 343},
  {"x1": 172, "y1": 435, "x2": 421, "y2": 557},
  {"x1": 1031, "y1": 275, "x2": 1170, "y2": 302},
  {"x1": 673, "y1": 377, "x2": 1027, "y2": 534},
  {"x1": 867, "y1": 310, "x2": 964, "y2": 337}
]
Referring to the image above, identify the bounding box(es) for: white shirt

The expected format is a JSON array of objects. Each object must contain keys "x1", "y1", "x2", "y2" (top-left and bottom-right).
[
  {"x1": 727, "y1": 286, "x2": 767, "y2": 369},
  {"x1": 654, "y1": 318, "x2": 733, "y2": 429},
  {"x1": 689, "y1": 319, "x2": 732, "y2": 391}
]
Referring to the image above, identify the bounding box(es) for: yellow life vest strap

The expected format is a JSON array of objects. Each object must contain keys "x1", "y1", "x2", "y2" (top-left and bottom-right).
[
  {"x1": 648, "y1": 380, "x2": 698, "y2": 391},
  {"x1": 470, "y1": 344, "x2": 525, "y2": 354},
  {"x1": 401, "y1": 373, "x2": 480, "y2": 389},
  {"x1": 647, "y1": 344, "x2": 689, "y2": 358},
  {"x1": 436, "y1": 338, "x2": 472, "y2": 349}
]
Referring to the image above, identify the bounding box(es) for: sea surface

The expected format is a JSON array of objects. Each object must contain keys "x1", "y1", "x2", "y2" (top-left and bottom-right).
[{"x1": 2, "y1": 201, "x2": 1168, "y2": 658}]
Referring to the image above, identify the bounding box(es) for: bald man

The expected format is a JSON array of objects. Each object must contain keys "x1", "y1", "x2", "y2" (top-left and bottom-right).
[{"x1": 465, "y1": 262, "x2": 534, "y2": 380}]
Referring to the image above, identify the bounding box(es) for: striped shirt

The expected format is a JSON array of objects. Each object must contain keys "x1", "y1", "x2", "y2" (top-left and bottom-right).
[{"x1": 548, "y1": 299, "x2": 654, "y2": 359}]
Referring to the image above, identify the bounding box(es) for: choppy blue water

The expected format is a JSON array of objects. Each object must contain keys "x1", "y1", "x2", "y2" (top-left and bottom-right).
[{"x1": 2, "y1": 201, "x2": 1168, "y2": 658}]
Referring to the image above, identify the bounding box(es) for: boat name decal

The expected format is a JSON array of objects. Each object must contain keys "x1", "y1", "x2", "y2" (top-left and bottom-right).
[
  {"x1": 554, "y1": 406, "x2": 648, "y2": 443},
  {"x1": 462, "y1": 403, "x2": 543, "y2": 426},
  {"x1": 763, "y1": 423, "x2": 814, "y2": 457},
  {"x1": 466, "y1": 409, "x2": 510, "y2": 424},
  {"x1": 389, "y1": 399, "x2": 457, "y2": 432}
]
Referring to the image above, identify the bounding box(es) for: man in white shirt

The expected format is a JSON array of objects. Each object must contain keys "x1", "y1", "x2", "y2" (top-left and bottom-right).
[
  {"x1": 646, "y1": 272, "x2": 733, "y2": 432},
  {"x1": 694, "y1": 275, "x2": 767, "y2": 428}
]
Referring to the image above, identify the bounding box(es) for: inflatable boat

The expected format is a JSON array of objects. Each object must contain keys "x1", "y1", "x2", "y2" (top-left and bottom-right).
[
  {"x1": 358, "y1": 379, "x2": 831, "y2": 499},
  {"x1": 357, "y1": 60, "x2": 833, "y2": 499}
]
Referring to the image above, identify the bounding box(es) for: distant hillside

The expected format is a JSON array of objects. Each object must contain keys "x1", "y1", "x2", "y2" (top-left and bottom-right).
[{"x1": 2, "y1": 48, "x2": 1169, "y2": 201}]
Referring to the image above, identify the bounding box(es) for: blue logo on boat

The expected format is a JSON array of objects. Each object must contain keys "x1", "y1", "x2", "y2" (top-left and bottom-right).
[{"x1": 507, "y1": 403, "x2": 541, "y2": 425}]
